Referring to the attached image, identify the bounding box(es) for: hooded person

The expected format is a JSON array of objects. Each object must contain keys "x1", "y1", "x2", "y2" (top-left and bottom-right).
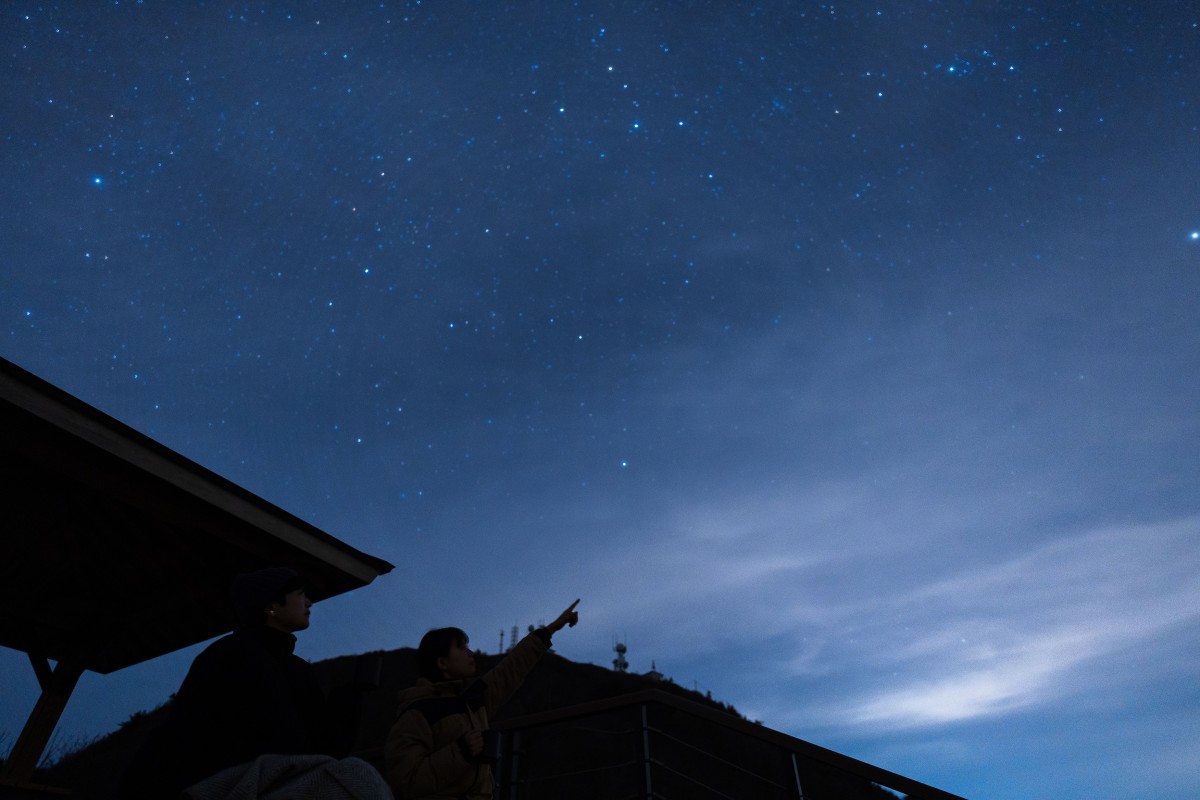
[
  {"x1": 121, "y1": 567, "x2": 391, "y2": 799},
  {"x1": 384, "y1": 599, "x2": 580, "y2": 800}
]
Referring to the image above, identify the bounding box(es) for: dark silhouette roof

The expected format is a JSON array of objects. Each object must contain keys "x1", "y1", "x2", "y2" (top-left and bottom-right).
[
  {"x1": 1, "y1": 356, "x2": 393, "y2": 675},
  {"x1": 0, "y1": 356, "x2": 394, "y2": 788}
]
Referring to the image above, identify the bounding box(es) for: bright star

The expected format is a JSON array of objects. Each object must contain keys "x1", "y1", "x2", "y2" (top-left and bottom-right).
[
  {"x1": 1190, "y1": 231, "x2": 1199, "y2": 241},
  {"x1": 91, "y1": 176, "x2": 103, "y2": 185}
]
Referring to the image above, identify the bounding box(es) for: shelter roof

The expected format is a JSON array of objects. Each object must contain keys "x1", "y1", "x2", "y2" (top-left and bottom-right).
[{"x1": 0, "y1": 357, "x2": 393, "y2": 675}]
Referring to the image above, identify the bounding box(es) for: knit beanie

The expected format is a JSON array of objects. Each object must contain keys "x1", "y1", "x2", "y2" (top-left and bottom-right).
[{"x1": 230, "y1": 567, "x2": 304, "y2": 628}]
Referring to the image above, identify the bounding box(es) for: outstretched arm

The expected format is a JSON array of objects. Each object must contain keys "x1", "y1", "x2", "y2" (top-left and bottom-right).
[{"x1": 479, "y1": 599, "x2": 582, "y2": 716}]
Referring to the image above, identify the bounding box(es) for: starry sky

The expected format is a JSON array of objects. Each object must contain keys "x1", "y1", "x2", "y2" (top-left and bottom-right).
[{"x1": 3, "y1": 2, "x2": 1199, "y2": 798}]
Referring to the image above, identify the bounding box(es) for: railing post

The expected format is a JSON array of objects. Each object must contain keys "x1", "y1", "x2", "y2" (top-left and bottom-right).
[
  {"x1": 490, "y1": 729, "x2": 505, "y2": 799},
  {"x1": 507, "y1": 729, "x2": 521, "y2": 800},
  {"x1": 791, "y1": 751, "x2": 807, "y2": 799},
  {"x1": 640, "y1": 703, "x2": 653, "y2": 799}
]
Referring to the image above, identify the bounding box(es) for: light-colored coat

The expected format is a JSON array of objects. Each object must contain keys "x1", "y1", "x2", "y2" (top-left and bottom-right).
[{"x1": 384, "y1": 631, "x2": 548, "y2": 799}]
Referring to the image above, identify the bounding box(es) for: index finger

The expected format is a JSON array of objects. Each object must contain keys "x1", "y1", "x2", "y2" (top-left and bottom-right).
[{"x1": 565, "y1": 598, "x2": 580, "y2": 612}]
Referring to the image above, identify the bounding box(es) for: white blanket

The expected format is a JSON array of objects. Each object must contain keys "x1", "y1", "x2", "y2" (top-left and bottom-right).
[{"x1": 183, "y1": 754, "x2": 394, "y2": 800}]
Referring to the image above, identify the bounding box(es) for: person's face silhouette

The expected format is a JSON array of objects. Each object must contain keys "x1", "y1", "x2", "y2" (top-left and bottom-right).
[
  {"x1": 267, "y1": 588, "x2": 312, "y2": 632},
  {"x1": 438, "y1": 637, "x2": 476, "y2": 680}
]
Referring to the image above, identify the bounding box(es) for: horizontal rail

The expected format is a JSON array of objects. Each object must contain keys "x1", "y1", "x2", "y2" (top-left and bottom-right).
[
  {"x1": 495, "y1": 689, "x2": 966, "y2": 800},
  {"x1": 511, "y1": 759, "x2": 640, "y2": 786},
  {"x1": 645, "y1": 723, "x2": 790, "y2": 790}
]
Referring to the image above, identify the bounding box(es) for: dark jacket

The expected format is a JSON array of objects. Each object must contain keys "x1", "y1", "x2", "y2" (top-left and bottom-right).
[
  {"x1": 384, "y1": 630, "x2": 550, "y2": 800},
  {"x1": 122, "y1": 626, "x2": 354, "y2": 798}
]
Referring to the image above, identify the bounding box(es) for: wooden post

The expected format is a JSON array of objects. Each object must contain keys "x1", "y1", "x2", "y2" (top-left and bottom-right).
[{"x1": 1, "y1": 657, "x2": 84, "y2": 784}]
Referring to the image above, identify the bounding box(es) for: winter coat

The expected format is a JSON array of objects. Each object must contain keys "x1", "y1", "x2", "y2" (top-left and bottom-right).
[
  {"x1": 122, "y1": 626, "x2": 357, "y2": 798},
  {"x1": 384, "y1": 630, "x2": 550, "y2": 799}
]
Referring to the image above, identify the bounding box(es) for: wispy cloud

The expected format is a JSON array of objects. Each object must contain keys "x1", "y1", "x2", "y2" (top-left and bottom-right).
[
  {"x1": 834, "y1": 516, "x2": 1200, "y2": 729},
  {"x1": 559, "y1": 460, "x2": 1199, "y2": 737}
]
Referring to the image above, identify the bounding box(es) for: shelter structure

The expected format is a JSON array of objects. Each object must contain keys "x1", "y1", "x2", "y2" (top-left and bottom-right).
[{"x1": 0, "y1": 357, "x2": 393, "y2": 789}]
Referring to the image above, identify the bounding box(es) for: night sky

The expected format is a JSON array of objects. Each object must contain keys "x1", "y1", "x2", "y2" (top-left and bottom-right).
[{"x1": 3, "y1": 2, "x2": 1199, "y2": 798}]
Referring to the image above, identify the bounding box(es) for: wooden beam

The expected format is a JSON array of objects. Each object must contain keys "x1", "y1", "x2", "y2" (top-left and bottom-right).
[
  {"x1": 1, "y1": 659, "x2": 84, "y2": 784},
  {"x1": 27, "y1": 653, "x2": 53, "y2": 691}
]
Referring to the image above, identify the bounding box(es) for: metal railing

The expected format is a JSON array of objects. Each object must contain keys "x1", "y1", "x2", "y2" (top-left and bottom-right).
[{"x1": 491, "y1": 689, "x2": 967, "y2": 800}]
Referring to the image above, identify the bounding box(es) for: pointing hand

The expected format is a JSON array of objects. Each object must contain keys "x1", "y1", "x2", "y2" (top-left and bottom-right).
[{"x1": 548, "y1": 599, "x2": 581, "y2": 633}]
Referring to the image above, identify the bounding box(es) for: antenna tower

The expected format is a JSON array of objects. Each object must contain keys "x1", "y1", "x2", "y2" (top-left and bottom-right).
[{"x1": 612, "y1": 638, "x2": 628, "y2": 673}]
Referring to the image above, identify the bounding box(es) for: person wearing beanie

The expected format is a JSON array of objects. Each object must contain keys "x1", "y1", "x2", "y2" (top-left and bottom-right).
[
  {"x1": 229, "y1": 566, "x2": 309, "y2": 629},
  {"x1": 384, "y1": 599, "x2": 580, "y2": 800},
  {"x1": 121, "y1": 567, "x2": 391, "y2": 799}
]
